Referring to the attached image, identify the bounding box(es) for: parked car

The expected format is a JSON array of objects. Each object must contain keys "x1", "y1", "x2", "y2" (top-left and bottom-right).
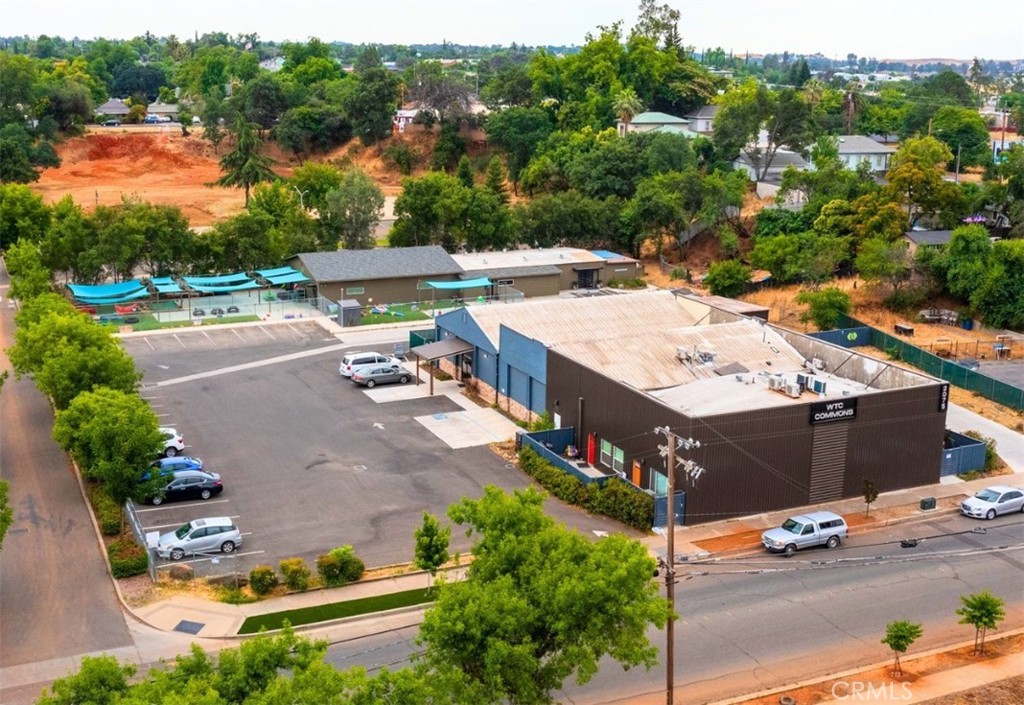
[
  {"x1": 160, "y1": 427, "x2": 185, "y2": 457},
  {"x1": 226, "y1": 305, "x2": 240, "y2": 314},
  {"x1": 150, "y1": 456, "x2": 204, "y2": 475},
  {"x1": 155, "y1": 517, "x2": 241, "y2": 560},
  {"x1": 351, "y1": 365, "x2": 411, "y2": 388},
  {"x1": 339, "y1": 351, "x2": 401, "y2": 377},
  {"x1": 193, "y1": 308, "x2": 206, "y2": 317},
  {"x1": 146, "y1": 469, "x2": 223, "y2": 505},
  {"x1": 960, "y1": 486, "x2": 1024, "y2": 520},
  {"x1": 101, "y1": 119, "x2": 121, "y2": 127},
  {"x1": 142, "y1": 114, "x2": 161, "y2": 124},
  {"x1": 210, "y1": 307, "x2": 225, "y2": 316},
  {"x1": 761, "y1": 511, "x2": 848, "y2": 557}
]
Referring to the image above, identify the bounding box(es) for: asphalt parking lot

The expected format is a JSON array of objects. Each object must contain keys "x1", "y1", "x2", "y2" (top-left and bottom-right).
[{"x1": 122, "y1": 321, "x2": 634, "y2": 574}]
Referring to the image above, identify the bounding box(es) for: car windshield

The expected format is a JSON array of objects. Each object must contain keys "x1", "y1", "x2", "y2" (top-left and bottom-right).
[
  {"x1": 174, "y1": 523, "x2": 193, "y2": 540},
  {"x1": 780, "y1": 519, "x2": 803, "y2": 534},
  {"x1": 975, "y1": 489, "x2": 1001, "y2": 502}
]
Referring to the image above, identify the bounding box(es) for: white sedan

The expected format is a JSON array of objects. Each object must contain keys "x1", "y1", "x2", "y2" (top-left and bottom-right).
[{"x1": 960, "y1": 485, "x2": 1024, "y2": 520}]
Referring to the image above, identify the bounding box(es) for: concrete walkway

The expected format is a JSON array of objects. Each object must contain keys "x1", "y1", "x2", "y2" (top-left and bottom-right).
[{"x1": 946, "y1": 402, "x2": 1024, "y2": 473}]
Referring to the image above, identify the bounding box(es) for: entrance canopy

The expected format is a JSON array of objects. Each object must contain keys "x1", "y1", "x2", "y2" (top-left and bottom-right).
[
  {"x1": 410, "y1": 336, "x2": 473, "y2": 361},
  {"x1": 425, "y1": 277, "x2": 491, "y2": 290}
]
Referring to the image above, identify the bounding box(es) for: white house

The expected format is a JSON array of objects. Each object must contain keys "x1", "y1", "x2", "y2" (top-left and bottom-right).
[
  {"x1": 683, "y1": 105, "x2": 718, "y2": 135},
  {"x1": 616, "y1": 111, "x2": 694, "y2": 137},
  {"x1": 732, "y1": 149, "x2": 809, "y2": 182},
  {"x1": 823, "y1": 135, "x2": 896, "y2": 173}
]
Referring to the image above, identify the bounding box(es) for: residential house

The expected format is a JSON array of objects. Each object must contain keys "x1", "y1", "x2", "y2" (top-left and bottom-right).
[
  {"x1": 95, "y1": 98, "x2": 130, "y2": 118},
  {"x1": 616, "y1": 111, "x2": 694, "y2": 137},
  {"x1": 683, "y1": 104, "x2": 718, "y2": 135},
  {"x1": 826, "y1": 135, "x2": 896, "y2": 173},
  {"x1": 903, "y1": 230, "x2": 953, "y2": 257},
  {"x1": 732, "y1": 150, "x2": 809, "y2": 182}
]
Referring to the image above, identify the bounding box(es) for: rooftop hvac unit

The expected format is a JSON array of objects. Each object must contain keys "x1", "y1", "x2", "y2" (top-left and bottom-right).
[
  {"x1": 768, "y1": 376, "x2": 785, "y2": 390},
  {"x1": 796, "y1": 373, "x2": 809, "y2": 388},
  {"x1": 785, "y1": 383, "x2": 802, "y2": 398},
  {"x1": 812, "y1": 357, "x2": 825, "y2": 370},
  {"x1": 812, "y1": 379, "x2": 827, "y2": 395},
  {"x1": 677, "y1": 347, "x2": 693, "y2": 363},
  {"x1": 696, "y1": 348, "x2": 717, "y2": 365}
]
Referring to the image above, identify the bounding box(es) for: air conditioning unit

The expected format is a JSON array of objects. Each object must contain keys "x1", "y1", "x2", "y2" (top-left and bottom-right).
[
  {"x1": 812, "y1": 379, "x2": 827, "y2": 395},
  {"x1": 768, "y1": 376, "x2": 785, "y2": 390},
  {"x1": 696, "y1": 348, "x2": 717, "y2": 365},
  {"x1": 812, "y1": 358, "x2": 825, "y2": 370},
  {"x1": 785, "y1": 383, "x2": 802, "y2": 398}
]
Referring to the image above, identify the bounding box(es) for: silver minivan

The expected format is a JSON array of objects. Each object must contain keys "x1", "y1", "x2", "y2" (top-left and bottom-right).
[
  {"x1": 339, "y1": 351, "x2": 400, "y2": 377},
  {"x1": 761, "y1": 511, "x2": 848, "y2": 557},
  {"x1": 156, "y1": 517, "x2": 241, "y2": 561}
]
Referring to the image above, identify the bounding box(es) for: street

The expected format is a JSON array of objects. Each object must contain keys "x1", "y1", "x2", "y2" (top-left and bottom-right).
[{"x1": 324, "y1": 513, "x2": 1024, "y2": 704}]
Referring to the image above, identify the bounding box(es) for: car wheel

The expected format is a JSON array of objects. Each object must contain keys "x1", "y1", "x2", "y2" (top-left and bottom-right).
[
  {"x1": 366, "y1": 379, "x2": 376, "y2": 388},
  {"x1": 170, "y1": 548, "x2": 185, "y2": 561},
  {"x1": 220, "y1": 541, "x2": 236, "y2": 554},
  {"x1": 151, "y1": 496, "x2": 163, "y2": 506},
  {"x1": 784, "y1": 544, "x2": 797, "y2": 558},
  {"x1": 826, "y1": 535, "x2": 840, "y2": 549},
  {"x1": 165, "y1": 447, "x2": 178, "y2": 457},
  {"x1": 986, "y1": 509, "x2": 996, "y2": 520},
  {"x1": 200, "y1": 489, "x2": 212, "y2": 500},
  {"x1": 399, "y1": 375, "x2": 409, "y2": 384}
]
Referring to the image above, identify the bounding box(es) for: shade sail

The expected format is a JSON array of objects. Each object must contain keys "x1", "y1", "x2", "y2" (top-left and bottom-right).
[
  {"x1": 181, "y1": 272, "x2": 252, "y2": 285},
  {"x1": 264, "y1": 272, "x2": 310, "y2": 285},
  {"x1": 255, "y1": 266, "x2": 300, "y2": 277},
  {"x1": 425, "y1": 277, "x2": 491, "y2": 290},
  {"x1": 68, "y1": 280, "x2": 143, "y2": 297},
  {"x1": 74, "y1": 287, "x2": 151, "y2": 304},
  {"x1": 152, "y1": 282, "x2": 184, "y2": 293},
  {"x1": 186, "y1": 280, "x2": 261, "y2": 293}
]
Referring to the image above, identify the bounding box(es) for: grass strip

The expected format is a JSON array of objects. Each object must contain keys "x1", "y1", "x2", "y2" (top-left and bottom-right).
[{"x1": 237, "y1": 586, "x2": 436, "y2": 634}]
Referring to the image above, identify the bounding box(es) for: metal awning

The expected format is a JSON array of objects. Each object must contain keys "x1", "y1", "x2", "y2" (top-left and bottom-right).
[
  {"x1": 571, "y1": 265, "x2": 603, "y2": 271},
  {"x1": 410, "y1": 337, "x2": 473, "y2": 361}
]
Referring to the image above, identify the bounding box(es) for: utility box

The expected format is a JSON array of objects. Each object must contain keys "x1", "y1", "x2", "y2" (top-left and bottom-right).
[
  {"x1": 920, "y1": 497, "x2": 937, "y2": 510},
  {"x1": 336, "y1": 299, "x2": 362, "y2": 327}
]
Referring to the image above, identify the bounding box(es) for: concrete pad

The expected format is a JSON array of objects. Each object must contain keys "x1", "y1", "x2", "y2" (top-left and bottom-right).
[
  {"x1": 133, "y1": 596, "x2": 245, "y2": 637},
  {"x1": 416, "y1": 408, "x2": 519, "y2": 449}
]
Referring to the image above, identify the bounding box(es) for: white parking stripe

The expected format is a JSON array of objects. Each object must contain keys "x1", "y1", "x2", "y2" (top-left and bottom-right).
[
  {"x1": 159, "y1": 549, "x2": 264, "y2": 566},
  {"x1": 202, "y1": 330, "x2": 216, "y2": 345},
  {"x1": 172, "y1": 333, "x2": 186, "y2": 348},
  {"x1": 149, "y1": 342, "x2": 349, "y2": 387},
  {"x1": 232, "y1": 329, "x2": 245, "y2": 343},
  {"x1": 135, "y1": 499, "x2": 231, "y2": 513},
  {"x1": 144, "y1": 337, "x2": 155, "y2": 351},
  {"x1": 143, "y1": 515, "x2": 241, "y2": 531},
  {"x1": 260, "y1": 326, "x2": 276, "y2": 340}
]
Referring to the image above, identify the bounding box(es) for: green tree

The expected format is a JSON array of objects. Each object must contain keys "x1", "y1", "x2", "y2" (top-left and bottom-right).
[
  {"x1": 322, "y1": 169, "x2": 384, "y2": 250},
  {"x1": 39, "y1": 196, "x2": 99, "y2": 283},
  {"x1": 0, "y1": 480, "x2": 13, "y2": 552},
  {"x1": 36, "y1": 655, "x2": 134, "y2": 705},
  {"x1": 481, "y1": 64, "x2": 534, "y2": 110},
  {"x1": 52, "y1": 388, "x2": 165, "y2": 509},
  {"x1": 931, "y1": 106, "x2": 991, "y2": 169},
  {"x1": 942, "y1": 224, "x2": 992, "y2": 300},
  {"x1": 431, "y1": 122, "x2": 466, "y2": 172},
  {"x1": 881, "y1": 620, "x2": 922, "y2": 677},
  {"x1": 216, "y1": 115, "x2": 278, "y2": 206},
  {"x1": 971, "y1": 240, "x2": 1024, "y2": 330},
  {"x1": 484, "y1": 156, "x2": 510, "y2": 204},
  {"x1": 485, "y1": 107, "x2": 554, "y2": 192},
  {"x1": 703, "y1": 259, "x2": 751, "y2": 297},
  {"x1": 885, "y1": 136, "x2": 955, "y2": 227},
  {"x1": 795, "y1": 287, "x2": 851, "y2": 331},
  {"x1": 274, "y1": 105, "x2": 352, "y2": 162},
  {"x1": 414, "y1": 512, "x2": 451, "y2": 589},
  {"x1": 289, "y1": 162, "x2": 343, "y2": 213},
  {"x1": 389, "y1": 172, "x2": 471, "y2": 250},
  {"x1": 856, "y1": 237, "x2": 912, "y2": 293},
  {"x1": 4, "y1": 239, "x2": 52, "y2": 300},
  {"x1": 862, "y1": 478, "x2": 879, "y2": 517},
  {"x1": 343, "y1": 53, "x2": 401, "y2": 145},
  {"x1": 419, "y1": 486, "x2": 669, "y2": 704},
  {"x1": 956, "y1": 590, "x2": 1006, "y2": 655},
  {"x1": 0, "y1": 137, "x2": 40, "y2": 183},
  {"x1": 237, "y1": 73, "x2": 289, "y2": 134},
  {"x1": 456, "y1": 155, "x2": 475, "y2": 188},
  {"x1": 613, "y1": 86, "x2": 644, "y2": 127},
  {"x1": 38, "y1": 341, "x2": 141, "y2": 410},
  {"x1": 0, "y1": 184, "x2": 51, "y2": 248}
]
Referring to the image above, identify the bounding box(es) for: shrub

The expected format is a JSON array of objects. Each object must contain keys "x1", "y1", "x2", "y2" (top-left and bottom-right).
[
  {"x1": 89, "y1": 485, "x2": 122, "y2": 536},
  {"x1": 248, "y1": 565, "x2": 279, "y2": 595},
  {"x1": 606, "y1": 277, "x2": 646, "y2": 290},
  {"x1": 318, "y1": 545, "x2": 365, "y2": 587},
  {"x1": 279, "y1": 557, "x2": 311, "y2": 592},
  {"x1": 383, "y1": 144, "x2": 414, "y2": 175},
  {"x1": 517, "y1": 447, "x2": 654, "y2": 531},
  {"x1": 883, "y1": 287, "x2": 928, "y2": 312},
  {"x1": 218, "y1": 586, "x2": 257, "y2": 604},
  {"x1": 528, "y1": 411, "x2": 555, "y2": 432},
  {"x1": 107, "y1": 537, "x2": 148, "y2": 578},
  {"x1": 962, "y1": 431, "x2": 998, "y2": 471},
  {"x1": 670, "y1": 266, "x2": 689, "y2": 281}
]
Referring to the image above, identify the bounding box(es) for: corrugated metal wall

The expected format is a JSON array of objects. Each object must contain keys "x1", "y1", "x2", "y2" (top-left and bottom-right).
[{"x1": 546, "y1": 349, "x2": 946, "y2": 526}]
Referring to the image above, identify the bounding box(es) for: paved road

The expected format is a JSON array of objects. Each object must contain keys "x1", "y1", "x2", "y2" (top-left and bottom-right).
[
  {"x1": 0, "y1": 264, "x2": 132, "y2": 667},
  {"x1": 324, "y1": 514, "x2": 1024, "y2": 704}
]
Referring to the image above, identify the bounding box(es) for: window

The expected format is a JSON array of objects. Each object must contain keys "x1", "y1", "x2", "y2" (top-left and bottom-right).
[
  {"x1": 496, "y1": 279, "x2": 514, "y2": 286},
  {"x1": 600, "y1": 439, "x2": 612, "y2": 467},
  {"x1": 599, "y1": 439, "x2": 625, "y2": 472},
  {"x1": 345, "y1": 287, "x2": 365, "y2": 296},
  {"x1": 651, "y1": 471, "x2": 668, "y2": 495}
]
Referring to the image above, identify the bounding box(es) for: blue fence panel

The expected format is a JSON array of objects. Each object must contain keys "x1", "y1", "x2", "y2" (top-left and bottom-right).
[
  {"x1": 653, "y1": 491, "x2": 686, "y2": 529},
  {"x1": 940, "y1": 431, "x2": 988, "y2": 476},
  {"x1": 520, "y1": 429, "x2": 608, "y2": 485}
]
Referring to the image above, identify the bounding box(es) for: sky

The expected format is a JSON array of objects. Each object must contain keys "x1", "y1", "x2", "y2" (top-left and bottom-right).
[{"x1": 2, "y1": 0, "x2": 1022, "y2": 60}]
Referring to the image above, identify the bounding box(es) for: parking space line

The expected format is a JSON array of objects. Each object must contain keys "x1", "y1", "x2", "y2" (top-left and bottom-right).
[
  {"x1": 202, "y1": 331, "x2": 216, "y2": 346},
  {"x1": 172, "y1": 333, "x2": 186, "y2": 348},
  {"x1": 135, "y1": 499, "x2": 231, "y2": 513},
  {"x1": 260, "y1": 326, "x2": 276, "y2": 341},
  {"x1": 232, "y1": 329, "x2": 245, "y2": 343},
  {"x1": 144, "y1": 337, "x2": 155, "y2": 351},
  {"x1": 149, "y1": 342, "x2": 348, "y2": 387},
  {"x1": 143, "y1": 515, "x2": 241, "y2": 531},
  {"x1": 158, "y1": 549, "x2": 264, "y2": 566}
]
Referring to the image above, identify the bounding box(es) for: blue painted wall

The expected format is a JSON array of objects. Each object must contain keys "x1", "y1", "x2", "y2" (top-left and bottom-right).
[
  {"x1": 499, "y1": 326, "x2": 548, "y2": 413},
  {"x1": 434, "y1": 308, "x2": 498, "y2": 386}
]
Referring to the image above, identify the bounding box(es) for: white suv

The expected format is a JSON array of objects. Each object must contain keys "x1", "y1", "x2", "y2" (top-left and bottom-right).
[
  {"x1": 160, "y1": 427, "x2": 185, "y2": 457},
  {"x1": 156, "y1": 517, "x2": 242, "y2": 561},
  {"x1": 339, "y1": 351, "x2": 401, "y2": 377}
]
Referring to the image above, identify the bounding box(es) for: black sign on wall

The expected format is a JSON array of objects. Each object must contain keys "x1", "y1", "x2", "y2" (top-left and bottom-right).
[
  {"x1": 810, "y1": 397, "x2": 858, "y2": 425},
  {"x1": 938, "y1": 383, "x2": 950, "y2": 412}
]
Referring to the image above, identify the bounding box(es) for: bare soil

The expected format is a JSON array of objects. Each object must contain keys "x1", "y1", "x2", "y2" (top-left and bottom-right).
[{"x1": 740, "y1": 633, "x2": 1023, "y2": 705}]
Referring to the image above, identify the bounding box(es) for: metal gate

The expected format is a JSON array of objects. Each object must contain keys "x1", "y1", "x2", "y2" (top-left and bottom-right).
[{"x1": 808, "y1": 424, "x2": 848, "y2": 503}]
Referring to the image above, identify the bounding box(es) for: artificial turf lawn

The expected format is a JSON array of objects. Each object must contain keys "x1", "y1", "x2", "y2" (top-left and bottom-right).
[{"x1": 237, "y1": 586, "x2": 436, "y2": 633}]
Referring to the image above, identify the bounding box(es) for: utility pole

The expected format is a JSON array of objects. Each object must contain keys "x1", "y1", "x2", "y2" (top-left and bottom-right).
[
  {"x1": 955, "y1": 143, "x2": 962, "y2": 185},
  {"x1": 655, "y1": 427, "x2": 706, "y2": 705}
]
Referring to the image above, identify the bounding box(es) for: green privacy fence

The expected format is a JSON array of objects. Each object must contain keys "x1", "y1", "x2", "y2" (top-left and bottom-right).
[{"x1": 835, "y1": 315, "x2": 1024, "y2": 410}]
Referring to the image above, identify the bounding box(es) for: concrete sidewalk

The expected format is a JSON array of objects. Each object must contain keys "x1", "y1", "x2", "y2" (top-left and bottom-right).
[{"x1": 946, "y1": 402, "x2": 1024, "y2": 473}]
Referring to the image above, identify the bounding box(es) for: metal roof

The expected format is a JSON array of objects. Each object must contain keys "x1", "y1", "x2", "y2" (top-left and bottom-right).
[
  {"x1": 684, "y1": 104, "x2": 719, "y2": 119},
  {"x1": 463, "y1": 289, "x2": 709, "y2": 349},
  {"x1": 734, "y1": 150, "x2": 809, "y2": 170},
  {"x1": 459, "y1": 265, "x2": 562, "y2": 279},
  {"x1": 904, "y1": 230, "x2": 953, "y2": 246},
  {"x1": 453, "y1": 247, "x2": 605, "y2": 271},
  {"x1": 295, "y1": 246, "x2": 462, "y2": 283},
  {"x1": 629, "y1": 111, "x2": 689, "y2": 125},
  {"x1": 835, "y1": 135, "x2": 896, "y2": 155},
  {"x1": 410, "y1": 337, "x2": 474, "y2": 360}
]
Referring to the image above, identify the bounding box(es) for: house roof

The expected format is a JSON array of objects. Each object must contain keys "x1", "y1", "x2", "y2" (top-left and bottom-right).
[
  {"x1": 294, "y1": 246, "x2": 462, "y2": 283},
  {"x1": 459, "y1": 265, "x2": 562, "y2": 280},
  {"x1": 734, "y1": 150, "x2": 809, "y2": 171},
  {"x1": 629, "y1": 111, "x2": 689, "y2": 125},
  {"x1": 146, "y1": 102, "x2": 179, "y2": 114},
  {"x1": 904, "y1": 230, "x2": 954, "y2": 246},
  {"x1": 649, "y1": 124, "x2": 696, "y2": 135},
  {"x1": 460, "y1": 289, "x2": 709, "y2": 349},
  {"x1": 684, "y1": 104, "x2": 719, "y2": 120},
  {"x1": 835, "y1": 135, "x2": 896, "y2": 155},
  {"x1": 96, "y1": 98, "x2": 130, "y2": 115},
  {"x1": 453, "y1": 247, "x2": 605, "y2": 271}
]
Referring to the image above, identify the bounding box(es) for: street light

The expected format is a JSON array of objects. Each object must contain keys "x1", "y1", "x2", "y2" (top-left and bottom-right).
[{"x1": 293, "y1": 185, "x2": 308, "y2": 211}]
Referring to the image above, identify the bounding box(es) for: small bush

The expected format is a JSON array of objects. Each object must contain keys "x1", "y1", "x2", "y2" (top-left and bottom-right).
[
  {"x1": 883, "y1": 287, "x2": 928, "y2": 312},
  {"x1": 218, "y1": 586, "x2": 258, "y2": 604},
  {"x1": 89, "y1": 485, "x2": 123, "y2": 536},
  {"x1": 383, "y1": 144, "x2": 414, "y2": 175},
  {"x1": 318, "y1": 546, "x2": 365, "y2": 587},
  {"x1": 249, "y1": 565, "x2": 279, "y2": 595},
  {"x1": 434, "y1": 369, "x2": 452, "y2": 381},
  {"x1": 606, "y1": 277, "x2": 646, "y2": 290},
  {"x1": 670, "y1": 266, "x2": 689, "y2": 281},
  {"x1": 528, "y1": 411, "x2": 555, "y2": 432},
  {"x1": 107, "y1": 538, "x2": 148, "y2": 578},
  {"x1": 279, "y1": 557, "x2": 311, "y2": 592}
]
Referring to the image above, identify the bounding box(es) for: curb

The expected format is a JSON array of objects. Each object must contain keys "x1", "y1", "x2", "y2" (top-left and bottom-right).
[{"x1": 707, "y1": 626, "x2": 1024, "y2": 705}]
